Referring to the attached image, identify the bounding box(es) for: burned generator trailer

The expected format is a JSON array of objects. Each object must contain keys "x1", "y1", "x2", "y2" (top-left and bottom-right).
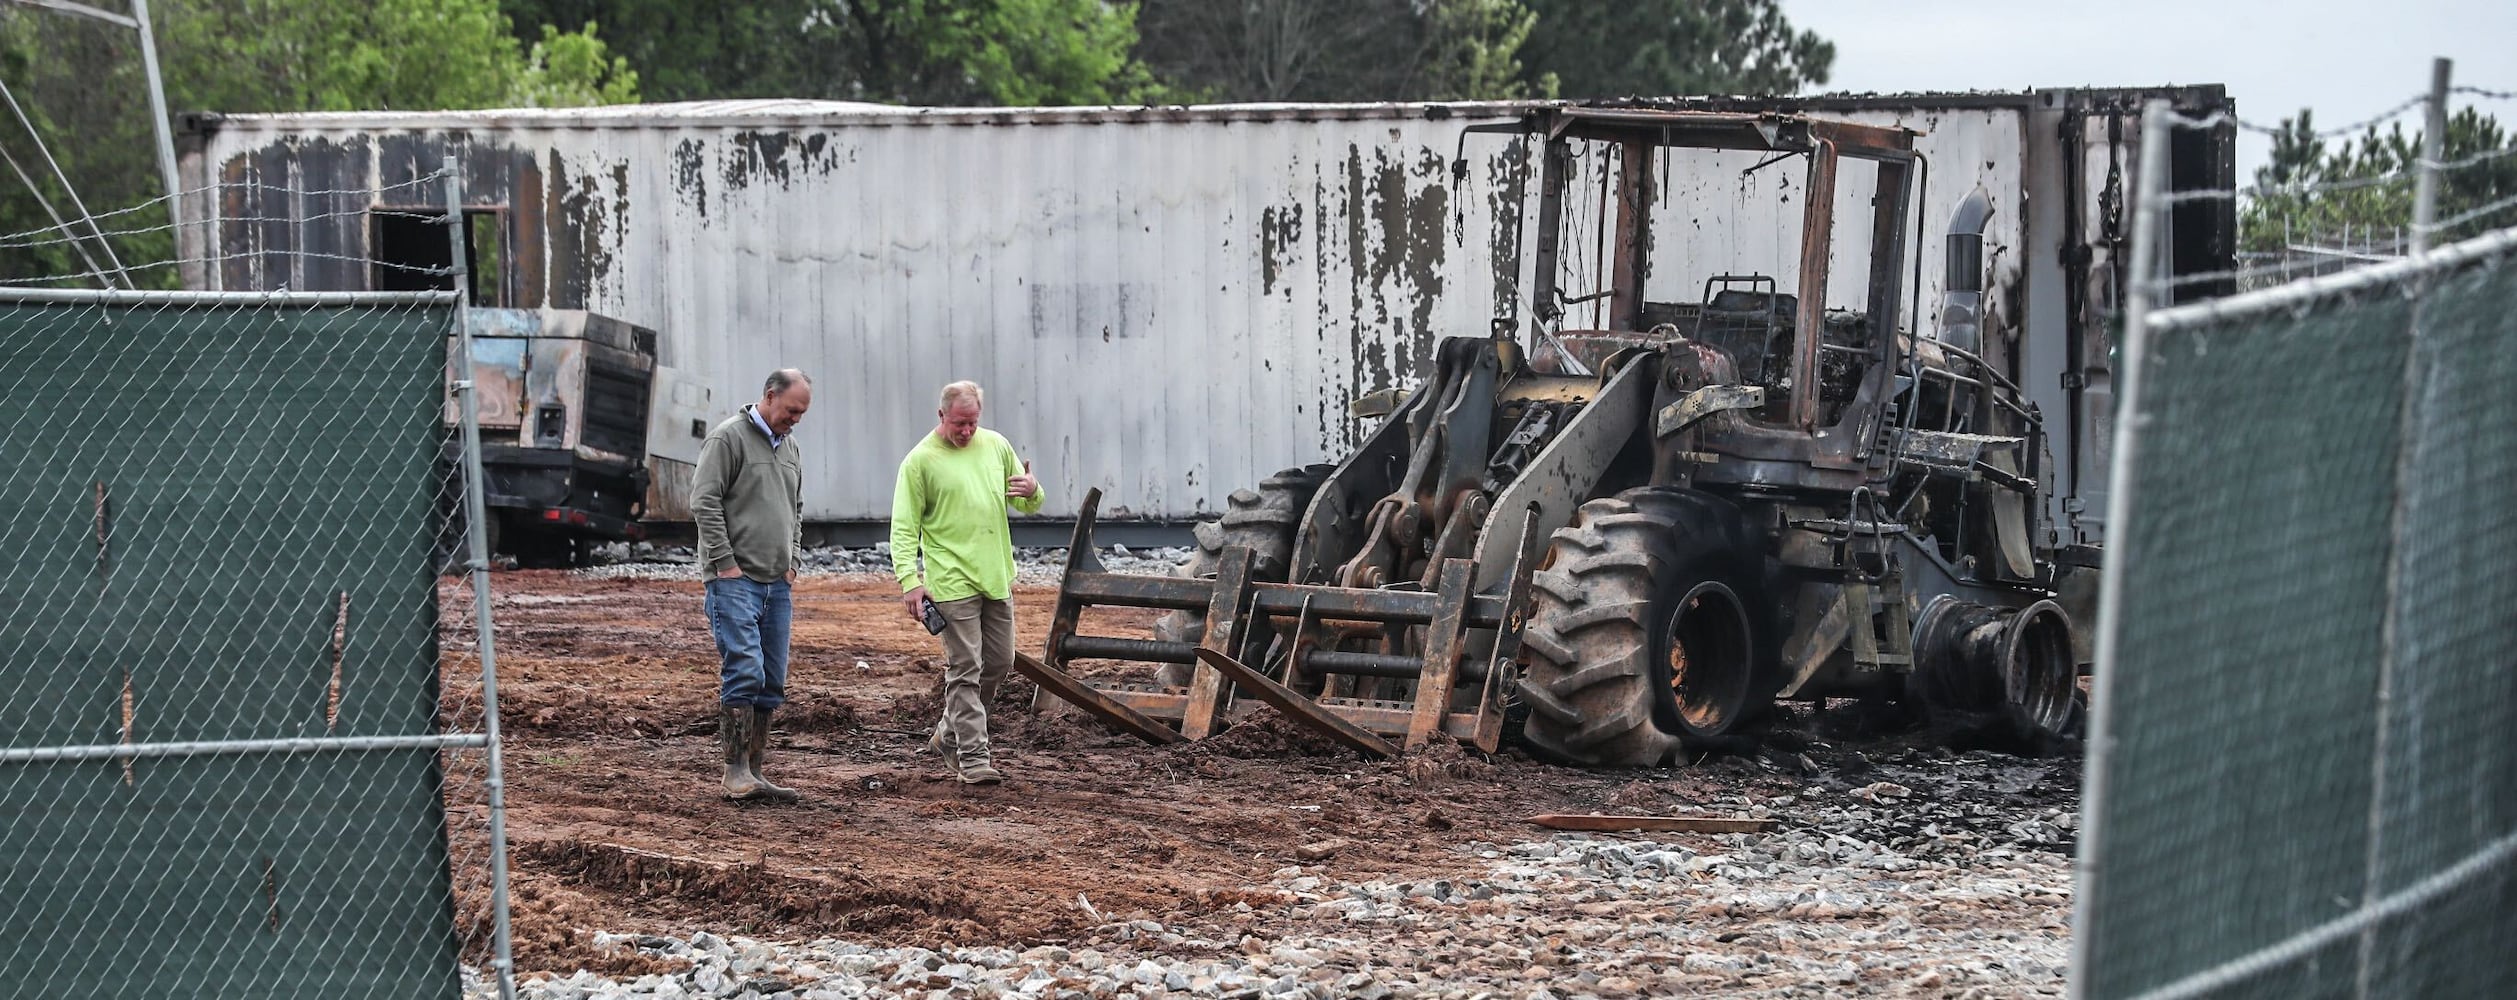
[
  {"x1": 1016, "y1": 105, "x2": 2106, "y2": 767},
  {"x1": 440, "y1": 308, "x2": 658, "y2": 568}
]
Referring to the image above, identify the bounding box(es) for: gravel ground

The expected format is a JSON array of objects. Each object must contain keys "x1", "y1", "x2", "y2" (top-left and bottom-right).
[
  {"x1": 486, "y1": 543, "x2": 2079, "y2": 998},
  {"x1": 465, "y1": 750, "x2": 2077, "y2": 999}
]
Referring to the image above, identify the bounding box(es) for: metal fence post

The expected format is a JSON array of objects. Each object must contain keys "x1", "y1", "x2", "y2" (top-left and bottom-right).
[
  {"x1": 129, "y1": 0, "x2": 182, "y2": 230},
  {"x1": 444, "y1": 157, "x2": 520, "y2": 1000},
  {"x1": 2070, "y1": 96, "x2": 2175, "y2": 1000},
  {"x1": 2412, "y1": 58, "x2": 2453, "y2": 256}
]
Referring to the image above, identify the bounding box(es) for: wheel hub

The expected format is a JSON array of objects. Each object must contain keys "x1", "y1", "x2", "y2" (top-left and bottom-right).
[{"x1": 1663, "y1": 581, "x2": 1752, "y2": 734}]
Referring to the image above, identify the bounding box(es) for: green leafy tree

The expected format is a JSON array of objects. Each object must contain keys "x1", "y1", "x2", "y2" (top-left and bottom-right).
[
  {"x1": 1130, "y1": 0, "x2": 1547, "y2": 102},
  {"x1": 499, "y1": 0, "x2": 1164, "y2": 106},
  {"x1": 1421, "y1": 0, "x2": 1548, "y2": 101},
  {"x1": 837, "y1": 0, "x2": 1162, "y2": 105},
  {"x1": 0, "y1": 0, "x2": 636, "y2": 285},
  {"x1": 2241, "y1": 106, "x2": 2517, "y2": 253},
  {"x1": 495, "y1": 0, "x2": 822, "y2": 101},
  {"x1": 1516, "y1": 0, "x2": 1832, "y2": 99},
  {"x1": 518, "y1": 22, "x2": 642, "y2": 107}
]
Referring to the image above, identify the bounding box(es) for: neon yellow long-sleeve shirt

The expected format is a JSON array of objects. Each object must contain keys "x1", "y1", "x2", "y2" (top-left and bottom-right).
[{"x1": 889, "y1": 427, "x2": 1043, "y2": 602}]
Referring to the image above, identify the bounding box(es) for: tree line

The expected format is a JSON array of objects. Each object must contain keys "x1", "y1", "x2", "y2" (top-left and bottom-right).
[{"x1": 2243, "y1": 106, "x2": 2517, "y2": 255}]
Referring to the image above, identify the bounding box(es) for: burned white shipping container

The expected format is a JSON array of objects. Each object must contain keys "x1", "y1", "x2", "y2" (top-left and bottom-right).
[{"x1": 176, "y1": 90, "x2": 2233, "y2": 543}]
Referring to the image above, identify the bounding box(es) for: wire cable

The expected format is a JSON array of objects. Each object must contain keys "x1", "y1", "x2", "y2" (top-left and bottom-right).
[
  {"x1": 2164, "y1": 94, "x2": 2430, "y2": 140},
  {"x1": 0, "y1": 75, "x2": 127, "y2": 287},
  {"x1": 0, "y1": 137, "x2": 113, "y2": 289}
]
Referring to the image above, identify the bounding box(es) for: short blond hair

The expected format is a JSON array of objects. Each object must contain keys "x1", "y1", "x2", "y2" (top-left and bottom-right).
[{"x1": 940, "y1": 380, "x2": 984, "y2": 411}]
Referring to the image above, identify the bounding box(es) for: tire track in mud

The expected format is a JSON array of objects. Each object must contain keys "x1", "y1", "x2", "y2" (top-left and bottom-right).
[{"x1": 516, "y1": 839, "x2": 989, "y2": 938}]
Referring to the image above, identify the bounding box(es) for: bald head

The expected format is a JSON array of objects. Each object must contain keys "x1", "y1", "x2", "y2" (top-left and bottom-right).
[
  {"x1": 759, "y1": 368, "x2": 812, "y2": 437},
  {"x1": 765, "y1": 368, "x2": 812, "y2": 395}
]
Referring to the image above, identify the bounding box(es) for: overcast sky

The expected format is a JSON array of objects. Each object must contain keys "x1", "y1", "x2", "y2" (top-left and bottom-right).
[{"x1": 1783, "y1": 0, "x2": 2517, "y2": 182}]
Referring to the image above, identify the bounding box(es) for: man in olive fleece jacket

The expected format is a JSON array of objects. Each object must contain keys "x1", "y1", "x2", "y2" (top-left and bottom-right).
[
  {"x1": 693, "y1": 368, "x2": 811, "y2": 802},
  {"x1": 890, "y1": 379, "x2": 1042, "y2": 785}
]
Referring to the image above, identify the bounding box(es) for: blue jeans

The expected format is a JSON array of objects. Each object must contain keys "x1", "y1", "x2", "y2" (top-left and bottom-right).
[{"x1": 706, "y1": 577, "x2": 791, "y2": 709}]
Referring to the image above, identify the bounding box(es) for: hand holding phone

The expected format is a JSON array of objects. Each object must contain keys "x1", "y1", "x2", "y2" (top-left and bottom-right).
[{"x1": 920, "y1": 596, "x2": 949, "y2": 636}]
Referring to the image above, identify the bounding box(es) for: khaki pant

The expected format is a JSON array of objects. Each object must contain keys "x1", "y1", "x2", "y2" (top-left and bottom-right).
[{"x1": 933, "y1": 594, "x2": 1015, "y2": 767}]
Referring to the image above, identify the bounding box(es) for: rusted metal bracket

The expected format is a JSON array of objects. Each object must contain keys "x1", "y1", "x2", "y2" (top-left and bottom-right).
[
  {"x1": 326, "y1": 590, "x2": 350, "y2": 734},
  {"x1": 1463, "y1": 510, "x2": 1548, "y2": 753},
  {"x1": 1181, "y1": 547, "x2": 1254, "y2": 740},
  {"x1": 1403, "y1": 558, "x2": 1476, "y2": 749},
  {"x1": 1346, "y1": 387, "x2": 1409, "y2": 418},
  {"x1": 1192, "y1": 648, "x2": 1397, "y2": 759},
  {"x1": 1655, "y1": 384, "x2": 1765, "y2": 438},
  {"x1": 92, "y1": 480, "x2": 110, "y2": 588}
]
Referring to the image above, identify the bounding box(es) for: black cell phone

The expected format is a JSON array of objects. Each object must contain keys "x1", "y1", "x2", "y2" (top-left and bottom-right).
[{"x1": 920, "y1": 597, "x2": 948, "y2": 636}]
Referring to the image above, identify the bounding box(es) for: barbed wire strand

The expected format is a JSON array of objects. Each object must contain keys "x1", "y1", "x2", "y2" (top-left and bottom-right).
[
  {"x1": 2450, "y1": 85, "x2": 2517, "y2": 101},
  {"x1": 2159, "y1": 171, "x2": 2414, "y2": 207},
  {"x1": 2257, "y1": 171, "x2": 2418, "y2": 198},
  {"x1": 2165, "y1": 94, "x2": 2430, "y2": 140},
  {"x1": 2425, "y1": 144, "x2": 2517, "y2": 172},
  {"x1": 0, "y1": 205, "x2": 460, "y2": 251},
  {"x1": 2152, "y1": 136, "x2": 2517, "y2": 210},
  {"x1": 2419, "y1": 190, "x2": 2517, "y2": 235},
  {"x1": 0, "y1": 168, "x2": 454, "y2": 246}
]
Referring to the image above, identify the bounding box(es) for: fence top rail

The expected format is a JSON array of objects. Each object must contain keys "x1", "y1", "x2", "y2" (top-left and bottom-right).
[
  {"x1": 0, "y1": 288, "x2": 460, "y2": 307},
  {"x1": 2146, "y1": 224, "x2": 2517, "y2": 333}
]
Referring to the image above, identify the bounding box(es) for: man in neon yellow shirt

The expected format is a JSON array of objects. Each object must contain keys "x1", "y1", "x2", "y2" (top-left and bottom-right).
[{"x1": 891, "y1": 380, "x2": 1043, "y2": 784}]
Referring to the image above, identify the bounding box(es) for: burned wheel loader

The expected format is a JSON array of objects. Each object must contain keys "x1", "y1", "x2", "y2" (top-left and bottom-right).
[{"x1": 1019, "y1": 107, "x2": 2092, "y2": 766}]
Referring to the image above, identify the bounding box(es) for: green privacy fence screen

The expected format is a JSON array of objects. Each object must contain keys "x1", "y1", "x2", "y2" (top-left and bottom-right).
[
  {"x1": 2075, "y1": 227, "x2": 2517, "y2": 1000},
  {"x1": 0, "y1": 290, "x2": 486, "y2": 999}
]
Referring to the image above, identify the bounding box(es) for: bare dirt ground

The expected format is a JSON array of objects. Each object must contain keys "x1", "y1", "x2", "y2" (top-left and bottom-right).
[{"x1": 438, "y1": 570, "x2": 2079, "y2": 987}]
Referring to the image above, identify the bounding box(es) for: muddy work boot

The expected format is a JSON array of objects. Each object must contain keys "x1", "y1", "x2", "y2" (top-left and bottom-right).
[
  {"x1": 926, "y1": 725, "x2": 960, "y2": 775},
  {"x1": 957, "y1": 760, "x2": 1004, "y2": 786},
  {"x1": 719, "y1": 703, "x2": 767, "y2": 801},
  {"x1": 747, "y1": 707, "x2": 801, "y2": 802}
]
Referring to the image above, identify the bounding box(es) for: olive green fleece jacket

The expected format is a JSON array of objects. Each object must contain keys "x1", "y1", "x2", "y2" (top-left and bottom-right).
[
  {"x1": 691, "y1": 407, "x2": 802, "y2": 582},
  {"x1": 889, "y1": 427, "x2": 1043, "y2": 602}
]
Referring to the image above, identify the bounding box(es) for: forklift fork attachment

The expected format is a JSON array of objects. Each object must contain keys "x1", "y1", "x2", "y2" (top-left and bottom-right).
[
  {"x1": 1033, "y1": 487, "x2": 1542, "y2": 754},
  {"x1": 1192, "y1": 648, "x2": 1399, "y2": 758}
]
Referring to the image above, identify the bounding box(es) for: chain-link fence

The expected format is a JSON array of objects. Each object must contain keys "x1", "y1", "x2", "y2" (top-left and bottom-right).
[
  {"x1": 0, "y1": 285, "x2": 513, "y2": 999},
  {"x1": 2073, "y1": 95, "x2": 2517, "y2": 998}
]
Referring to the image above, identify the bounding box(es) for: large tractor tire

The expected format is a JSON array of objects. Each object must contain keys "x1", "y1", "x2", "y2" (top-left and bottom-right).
[
  {"x1": 1151, "y1": 466, "x2": 1332, "y2": 685},
  {"x1": 1517, "y1": 487, "x2": 1771, "y2": 767}
]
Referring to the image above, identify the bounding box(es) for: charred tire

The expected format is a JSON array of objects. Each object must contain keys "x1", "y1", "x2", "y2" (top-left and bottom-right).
[
  {"x1": 1909, "y1": 598, "x2": 2078, "y2": 741},
  {"x1": 1517, "y1": 488, "x2": 1771, "y2": 767},
  {"x1": 1152, "y1": 466, "x2": 1332, "y2": 683}
]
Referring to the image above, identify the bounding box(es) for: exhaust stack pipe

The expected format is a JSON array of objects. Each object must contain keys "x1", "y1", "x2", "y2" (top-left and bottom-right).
[{"x1": 1935, "y1": 189, "x2": 1994, "y2": 354}]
